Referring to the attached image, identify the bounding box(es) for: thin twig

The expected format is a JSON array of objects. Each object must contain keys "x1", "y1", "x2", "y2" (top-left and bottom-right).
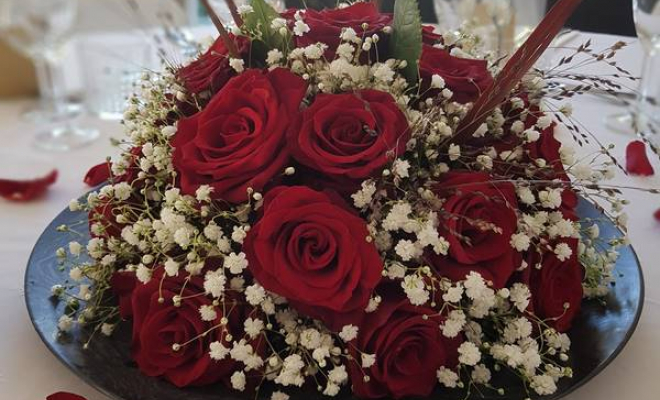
[
  {"x1": 200, "y1": 0, "x2": 239, "y2": 57},
  {"x1": 224, "y1": 0, "x2": 244, "y2": 27}
]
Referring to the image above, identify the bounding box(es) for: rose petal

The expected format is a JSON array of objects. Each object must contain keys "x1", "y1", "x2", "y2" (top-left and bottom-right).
[
  {"x1": 84, "y1": 162, "x2": 112, "y2": 187},
  {"x1": 0, "y1": 170, "x2": 57, "y2": 202},
  {"x1": 626, "y1": 140, "x2": 655, "y2": 176},
  {"x1": 655, "y1": 208, "x2": 660, "y2": 222},
  {"x1": 47, "y1": 392, "x2": 87, "y2": 400}
]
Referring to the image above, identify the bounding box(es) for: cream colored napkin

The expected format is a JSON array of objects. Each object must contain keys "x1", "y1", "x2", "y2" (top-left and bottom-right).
[
  {"x1": 474, "y1": 2, "x2": 517, "y2": 57},
  {"x1": 0, "y1": 41, "x2": 37, "y2": 98}
]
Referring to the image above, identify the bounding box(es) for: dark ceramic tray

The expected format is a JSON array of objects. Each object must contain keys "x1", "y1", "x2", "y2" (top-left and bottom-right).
[{"x1": 25, "y1": 198, "x2": 644, "y2": 400}]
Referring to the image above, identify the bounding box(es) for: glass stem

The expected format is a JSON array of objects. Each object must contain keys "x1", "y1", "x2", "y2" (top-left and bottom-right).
[
  {"x1": 33, "y1": 57, "x2": 55, "y2": 112},
  {"x1": 634, "y1": 49, "x2": 660, "y2": 133},
  {"x1": 33, "y1": 56, "x2": 69, "y2": 119}
]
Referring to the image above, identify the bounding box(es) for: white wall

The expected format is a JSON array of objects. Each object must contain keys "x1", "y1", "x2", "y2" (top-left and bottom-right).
[
  {"x1": 74, "y1": 1, "x2": 549, "y2": 33},
  {"x1": 75, "y1": 0, "x2": 191, "y2": 33},
  {"x1": 513, "y1": 0, "x2": 548, "y2": 26}
]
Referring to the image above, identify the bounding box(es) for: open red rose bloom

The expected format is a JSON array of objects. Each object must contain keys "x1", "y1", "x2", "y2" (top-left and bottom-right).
[{"x1": 54, "y1": 0, "x2": 641, "y2": 399}]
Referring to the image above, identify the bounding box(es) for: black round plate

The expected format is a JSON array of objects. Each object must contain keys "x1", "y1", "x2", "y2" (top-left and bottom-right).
[{"x1": 25, "y1": 199, "x2": 644, "y2": 400}]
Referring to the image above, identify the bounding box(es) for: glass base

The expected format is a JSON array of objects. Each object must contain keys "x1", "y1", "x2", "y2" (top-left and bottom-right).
[
  {"x1": 22, "y1": 102, "x2": 83, "y2": 124},
  {"x1": 34, "y1": 126, "x2": 100, "y2": 152},
  {"x1": 606, "y1": 112, "x2": 660, "y2": 137},
  {"x1": 605, "y1": 113, "x2": 636, "y2": 135},
  {"x1": 93, "y1": 110, "x2": 124, "y2": 121}
]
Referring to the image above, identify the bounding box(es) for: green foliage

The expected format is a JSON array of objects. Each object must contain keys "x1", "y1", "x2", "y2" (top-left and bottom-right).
[
  {"x1": 389, "y1": 0, "x2": 423, "y2": 86},
  {"x1": 244, "y1": 0, "x2": 292, "y2": 62}
]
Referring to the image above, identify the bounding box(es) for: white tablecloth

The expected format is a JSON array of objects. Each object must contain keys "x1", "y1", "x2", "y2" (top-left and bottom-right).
[{"x1": 1, "y1": 32, "x2": 659, "y2": 400}]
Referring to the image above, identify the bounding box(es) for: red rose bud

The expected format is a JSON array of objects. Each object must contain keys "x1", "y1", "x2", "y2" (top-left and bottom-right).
[
  {"x1": 287, "y1": 3, "x2": 391, "y2": 59},
  {"x1": 419, "y1": 45, "x2": 493, "y2": 104},
  {"x1": 110, "y1": 271, "x2": 138, "y2": 319},
  {"x1": 176, "y1": 34, "x2": 250, "y2": 98},
  {"x1": 526, "y1": 239, "x2": 584, "y2": 333},
  {"x1": 0, "y1": 169, "x2": 57, "y2": 202},
  {"x1": 88, "y1": 196, "x2": 126, "y2": 239},
  {"x1": 47, "y1": 393, "x2": 87, "y2": 400},
  {"x1": 422, "y1": 25, "x2": 443, "y2": 45},
  {"x1": 84, "y1": 161, "x2": 112, "y2": 187},
  {"x1": 626, "y1": 140, "x2": 655, "y2": 176}
]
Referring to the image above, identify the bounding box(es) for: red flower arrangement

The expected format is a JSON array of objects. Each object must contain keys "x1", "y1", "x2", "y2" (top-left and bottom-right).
[{"x1": 52, "y1": 1, "x2": 643, "y2": 399}]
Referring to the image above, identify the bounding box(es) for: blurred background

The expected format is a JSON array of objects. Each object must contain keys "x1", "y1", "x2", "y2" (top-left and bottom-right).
[
  {"x1": 0, "y1": 0, "x2": 639, "y2": 152},
  {"x1": 0, "y1": 0, "x2": 636, "y2": 96}
]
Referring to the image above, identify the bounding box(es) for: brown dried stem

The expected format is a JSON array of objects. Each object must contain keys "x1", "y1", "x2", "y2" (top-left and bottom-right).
[
  {"x1": 200, "y1": 0, "x2": 239, "y2": 57},
  {"x1": 224, "y1": 0, "x2": 244, "y2": 27}
]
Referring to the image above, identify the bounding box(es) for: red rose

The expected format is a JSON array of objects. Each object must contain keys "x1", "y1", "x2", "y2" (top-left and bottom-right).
[
  {"x1": 121, "y1": 146, "x2": 147, "y2": 183},
  {"x1": 85, "y1": 146, "x2": 143, "y2": 187},
  {"x1": 47, "y1": 393, "x2": 87, "y2": 400},
  {"x1": 88, "y1": 196, "x2": 124, "y2": 239},
  {"x1": 526, "y1": 126, "x2": 563, "y2": 176},
  {"x1": 287, "y1": 90, "x2": 410, "y2": 192},
  {"x1": 243, "y1": 186, "x2": 383, "y2": 330},
  {"x1": 289, "y1": 3, "x2": 391, "y2": 58},
  {"x1": 525, "y1": 239, "x2": 584, "y2": 332},
  {"x1": 176, "y1": 35, "x2": 250, "y2": 98},
  {"x1": 111, "y1": 271, "x2": 137, "y2": 319},
  {"x1": 422, "y1": 25, "x2": 443, "y2": 45},
  {"x1": 428, "y1": 172, "x2": 519, "y2": 288},
  {"x1": 523, "y1": 117, "x2": 579, "y2": 219},
  {"x1": 172, "y1": 68, "x2": 308, "y2": 203},
  {"x1": 131, "y1": 266, "x2": 261, "y2": 388},
  {"x1": 349, "y1": 287, "x2": 461, "y2": 399},
  {"x1": 84, "y1": 162, "x2": 112, "y2": 187},
  {"x1": 420, "y1": 45, "x2": 493, "y2": 104},
  {"x1": 523, "y1": 108, "x2": 567, "y2": 178}
]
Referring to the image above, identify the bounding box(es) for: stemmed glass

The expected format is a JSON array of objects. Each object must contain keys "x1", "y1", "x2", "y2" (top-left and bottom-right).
[
  {"x1": 435, "y1": 0, "x2": 516, "y2": 56},
  {"x1": 433, "y1": 0, "x2": 461, "y2": 31},
  {"x1": 268, "y1": 0, "x2": 286, "y2": 12},
  {"x1": 0, "y1": 0, "x2": 99, "y2": 151},
  {"x1": 633, "y1": 0, "x2": 660, "y2": 136},
  {"x1": 606, "y1": 0, "x2": 660, "y2": 136}
]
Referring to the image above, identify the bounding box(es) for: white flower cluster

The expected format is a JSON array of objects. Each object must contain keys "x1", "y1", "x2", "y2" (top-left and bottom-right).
[
  {"x1": 579, "y1": 223, "x2": 625, "y2": 298},
  {"x1": 256, "y1": 21, "x2": 412, "y2": 104},
  {"x1": 49, "y1": 11, "x2": 634, "y2": 400},
  {"x1": 379, "y1": 202, "x2": 450, "y2": 261},
  {"x1": 434, "y1": 272, "x2": 573, "y2": 397}
]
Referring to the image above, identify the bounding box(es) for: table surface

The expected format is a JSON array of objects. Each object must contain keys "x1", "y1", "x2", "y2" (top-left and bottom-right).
[{"x1": 1, "y1": 31, "x2": 659, "y2": 400}]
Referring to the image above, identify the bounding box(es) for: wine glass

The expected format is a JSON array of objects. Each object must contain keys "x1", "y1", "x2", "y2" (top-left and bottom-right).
[
  {"x1": 606, "y1": 0, "x2": 660, "y2": 136},
  {"x1": 433, "y1": 0, "x2": 462, "y2": 31},
  {"x1": 633, "y1": 0, "x2": 660, "y2": 135},
  {"x1": 0, "y1": 0, "x2": 99, "y2": 151},
  {"x1": 435, "y1": 0, "x2": 516, "y2": 56},
  {"x1": 268, "y1": 0, "x2": 287, "y2": 12}
]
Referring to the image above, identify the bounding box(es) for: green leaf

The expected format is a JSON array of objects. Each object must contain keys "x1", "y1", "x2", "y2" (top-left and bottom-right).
[
  {"x1": 244, "y1": 0, "x2": 292, "y2": 59},
  {"x1": 389, "y1": 0, "x2": 423, "y2": 86}
]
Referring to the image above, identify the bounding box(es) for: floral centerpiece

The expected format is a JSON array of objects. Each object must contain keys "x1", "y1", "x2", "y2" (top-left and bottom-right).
[{"x1": 51, "y1": 0, "x2": 642, "y2": 399}]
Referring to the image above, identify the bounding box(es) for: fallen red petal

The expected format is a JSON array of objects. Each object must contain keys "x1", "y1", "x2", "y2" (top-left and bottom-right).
[
  {"x1": 655, "y1": 208, "x2": 660, "y2": 222},
  {"x1": 84, "y1": 161, "x2": 112, "y2": 187},
  {"x1": 47, "y1": 392, "x2": 87, "y2": 400},
  {"x1": 0, "y1": 170, "x2": 57, "y2": 202},
  {"x1": 626, "y1": 140, "x2": 655, "y2": 176}
]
